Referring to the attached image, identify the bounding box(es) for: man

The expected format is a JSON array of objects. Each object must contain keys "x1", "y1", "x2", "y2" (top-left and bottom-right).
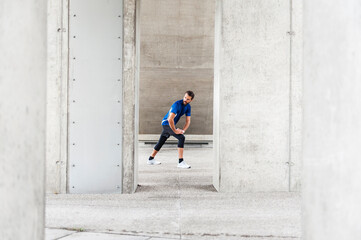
[{"x1": 147, "y1": 91, "x2": 195, "y2": 169}]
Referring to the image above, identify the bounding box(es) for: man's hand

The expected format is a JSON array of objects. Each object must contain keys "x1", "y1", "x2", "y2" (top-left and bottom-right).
[{"x1": 176, "y1": 128, "x2": 185, "y2": 134}]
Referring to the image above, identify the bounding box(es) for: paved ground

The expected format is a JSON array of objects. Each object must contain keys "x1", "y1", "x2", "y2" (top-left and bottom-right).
[{"x1": 45, "y1": 145, "x2": 301, "y2": 240}]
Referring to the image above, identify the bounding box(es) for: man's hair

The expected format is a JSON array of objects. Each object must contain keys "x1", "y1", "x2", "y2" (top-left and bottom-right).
[{"x1": 185, "y1": 90, "x2": 195, "y2": 99}]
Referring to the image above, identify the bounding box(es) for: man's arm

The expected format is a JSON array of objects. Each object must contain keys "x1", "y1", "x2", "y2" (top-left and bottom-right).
[
  {"x1": 168, "y1": 113, "x2": 182, "y2": 134},
  {"x1": 182, "y1": 116, "x2": 191, "y2": 133}
]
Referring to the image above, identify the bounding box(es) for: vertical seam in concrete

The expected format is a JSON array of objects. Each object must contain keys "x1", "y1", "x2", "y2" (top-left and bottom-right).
[
  {"x1": 122, "y1": 0, "x2": 125, "y2": 193},
  {"x1": 130, "y1": 0, "x2": 135, "y2": 193},
  {"x1": 65, "y1": 0, "x2": 70, "y2": 193},
  {"x1": 60, "y1": 0, "x2": 67, "y2": 194},
  {"x1": 288, "y1": 0, "x2": 293, "y2": 192},
  {"x1": 42, "y1": 1, "x2": 48, "y2": 233},
  {"x1": 218, "y1": 0, "x2": 222, "y2": 191},
  {"x1": 120, "y1": 0, "x2": 126, "y2": 193},
  {"x1": 134, "y1": 0, "x2": 140, "y2": 193},
  {"x1": 212, "y1": 0, "x2": 222, "y2": 191},
  {"x1": 60, "y1": 0, "x2": 70, "y2": 193},
  {"x1": 58, "y1": 0, "x2": 64, "y2": 194}
]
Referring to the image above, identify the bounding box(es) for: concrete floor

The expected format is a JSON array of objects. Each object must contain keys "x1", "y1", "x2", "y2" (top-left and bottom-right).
[{"x1": 45, "y1": 145, "x2": 301, "y2": 240}]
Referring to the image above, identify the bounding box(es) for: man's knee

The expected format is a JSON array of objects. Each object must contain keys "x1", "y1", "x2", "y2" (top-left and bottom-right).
[
  {"x1": 154, "y1": 135, "x2": 168, "y2": 151},
  {"x1": 178, "y1": 134, "x2": 185, "y2": 148}
]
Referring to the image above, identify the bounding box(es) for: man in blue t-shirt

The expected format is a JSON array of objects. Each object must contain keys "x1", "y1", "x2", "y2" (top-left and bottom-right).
[{"x1": 147, "y1": 91, "x2": 195, "y2": 169}]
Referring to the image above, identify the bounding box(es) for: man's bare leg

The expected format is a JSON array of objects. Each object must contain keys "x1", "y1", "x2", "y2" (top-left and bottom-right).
[
  {"x1": 150, "y1": 149, "x2": 158, "y2": 158},
  {"x1": 178, "y1": 148, "x2": 183, "y2": 159},
  {"x1": 148, "y1": 149, "x2": 161, "y2": 165},
  {"x1": 177, "y1": 147, "x2": 190, "y2": 168}
]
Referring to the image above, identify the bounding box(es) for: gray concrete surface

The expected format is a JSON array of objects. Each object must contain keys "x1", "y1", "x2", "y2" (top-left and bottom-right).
[
  {"x1": 289, "y1": 0, "x2": 303, "y2": 193},
  {"x1": 122, "y1": 0, "x2": 138, "y2": 193},
  {"x1": 45, "y1": 0, "x2": 138, "y2": 194},
  {"x1": 303, "y1": 0, "x2": 361, "y2": 239},
  {"x1": 213, "y1": 0, "x2": 302, "y2": 192},
  {"x1": 45, "y1": 229, "x2": 76, "y2": 239},
  {"x1": 139, "y1": 0, "x2": 215, "y2": 135},
  {"x1": 46, "y1": 147, "x2": 301, "y2": 240},
  {"x1": 0, "y1": 0, "x2": 47, "y2": 239},
  {"x1": 46, "y1": 0, "x2": 69, "y2": 194}
]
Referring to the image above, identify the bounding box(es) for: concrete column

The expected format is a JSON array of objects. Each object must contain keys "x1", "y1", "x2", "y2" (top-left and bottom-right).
[
  {"x1": 214, "y1": 0, "x2": 302, "y2": 192},
  {"x1": 46, "y1": 0, "x2": 68, "y2": 194},
  {"x1": 303, "y1": 1, "x2": 361, "y2": 239},
  {"x1": 122, "y1": 0, "x2": 137, "y2": 193},
  {"x1": 0, "y1": 0, "x2": 47, "y2": 239}
]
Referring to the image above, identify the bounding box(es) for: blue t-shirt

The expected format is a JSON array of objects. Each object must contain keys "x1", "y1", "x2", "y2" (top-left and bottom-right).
[{"x1": 162, "y1": 100, "x2": 191, "y2": 126}]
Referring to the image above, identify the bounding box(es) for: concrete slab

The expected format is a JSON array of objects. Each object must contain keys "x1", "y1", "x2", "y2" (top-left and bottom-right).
[
  {"x1": 46, "y1": 147, "x2": 300, "y2": 239},
  {"x1": 180, "y1": 192, "x2": 300, "y2": 239},
  {"x1": 45, "y1": 228, "x2": 76, "y2": 240}
]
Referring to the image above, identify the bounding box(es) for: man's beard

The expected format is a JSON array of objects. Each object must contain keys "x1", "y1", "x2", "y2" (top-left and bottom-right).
[{"x1": 183, "y1": 101, "x2": 188, "y2": 105}]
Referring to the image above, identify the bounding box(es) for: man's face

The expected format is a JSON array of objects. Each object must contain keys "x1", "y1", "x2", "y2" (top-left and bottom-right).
[{"x1": 183, "y1": 93, "x2": 193, "y2": 105}]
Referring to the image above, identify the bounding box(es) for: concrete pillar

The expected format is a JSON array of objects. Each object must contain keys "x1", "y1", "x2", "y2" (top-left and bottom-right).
[
  {"x1": 123, "y1": 0, "x2": 137, "y2": 193},
  {"x1": 303, "y1": 1, "x2": 361, "y2": 239},
  {"x1": 0, "y1": 0, "x2": 47, "y2": 239},
  {"x1": 46, "y1": 0, "x2": 68, "y2": 194},
  {"x1": 214, "y1": 0, "x2": 302, "y2": 192}
]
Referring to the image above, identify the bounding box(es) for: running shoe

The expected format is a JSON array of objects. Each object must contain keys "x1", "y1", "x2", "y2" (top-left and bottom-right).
[
  {"x1": 177, "y1": 161, "x2": 191, "y2": 169},
  {"x1": 147, "y1": 159, "x2": 161, "y2": 165}
]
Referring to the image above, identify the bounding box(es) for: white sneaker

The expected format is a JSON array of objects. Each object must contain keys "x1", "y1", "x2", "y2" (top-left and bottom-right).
[
  {"x1": 147, "y1": 159, "x2": 161, "y2": 165},
  {"x1": 177, "y1": 161, "x2": 191, "y2": 169}
]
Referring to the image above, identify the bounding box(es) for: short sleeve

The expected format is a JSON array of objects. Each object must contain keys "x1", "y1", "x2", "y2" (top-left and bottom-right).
[
  {"x1": 170, "y1": 102, "x2": 179, "y2": 114},
  {"x1": 186, "y1": 105, "x2": 191, "y2": 116}
]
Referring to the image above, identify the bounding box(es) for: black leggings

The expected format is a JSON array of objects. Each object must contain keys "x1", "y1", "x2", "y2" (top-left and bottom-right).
[{"x1": 154, "y1": 125, "x2": 185, "y2": 151}]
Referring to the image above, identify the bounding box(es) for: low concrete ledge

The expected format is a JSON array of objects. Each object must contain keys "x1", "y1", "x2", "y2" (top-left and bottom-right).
[
  {"x1": 138, "y1": 134, "x2": 213, "y2": 144},
  {"x1": 138, "y1": 134, "x2": 213, "y2": 147}
]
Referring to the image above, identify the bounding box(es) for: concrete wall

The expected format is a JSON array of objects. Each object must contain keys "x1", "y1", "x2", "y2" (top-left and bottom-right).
[
  {"x1": 303, "y1": 0, "x2": 361, "y2": 239},
  {"x1": 139, "y1": 0, "x2": 215, "y2": 135},
  {"x1": 214, "y1": 0, "x2": 302, "y2": 192},
  {"x1": 0, "y1": 0, "x2": 47, "y2": 239}
]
